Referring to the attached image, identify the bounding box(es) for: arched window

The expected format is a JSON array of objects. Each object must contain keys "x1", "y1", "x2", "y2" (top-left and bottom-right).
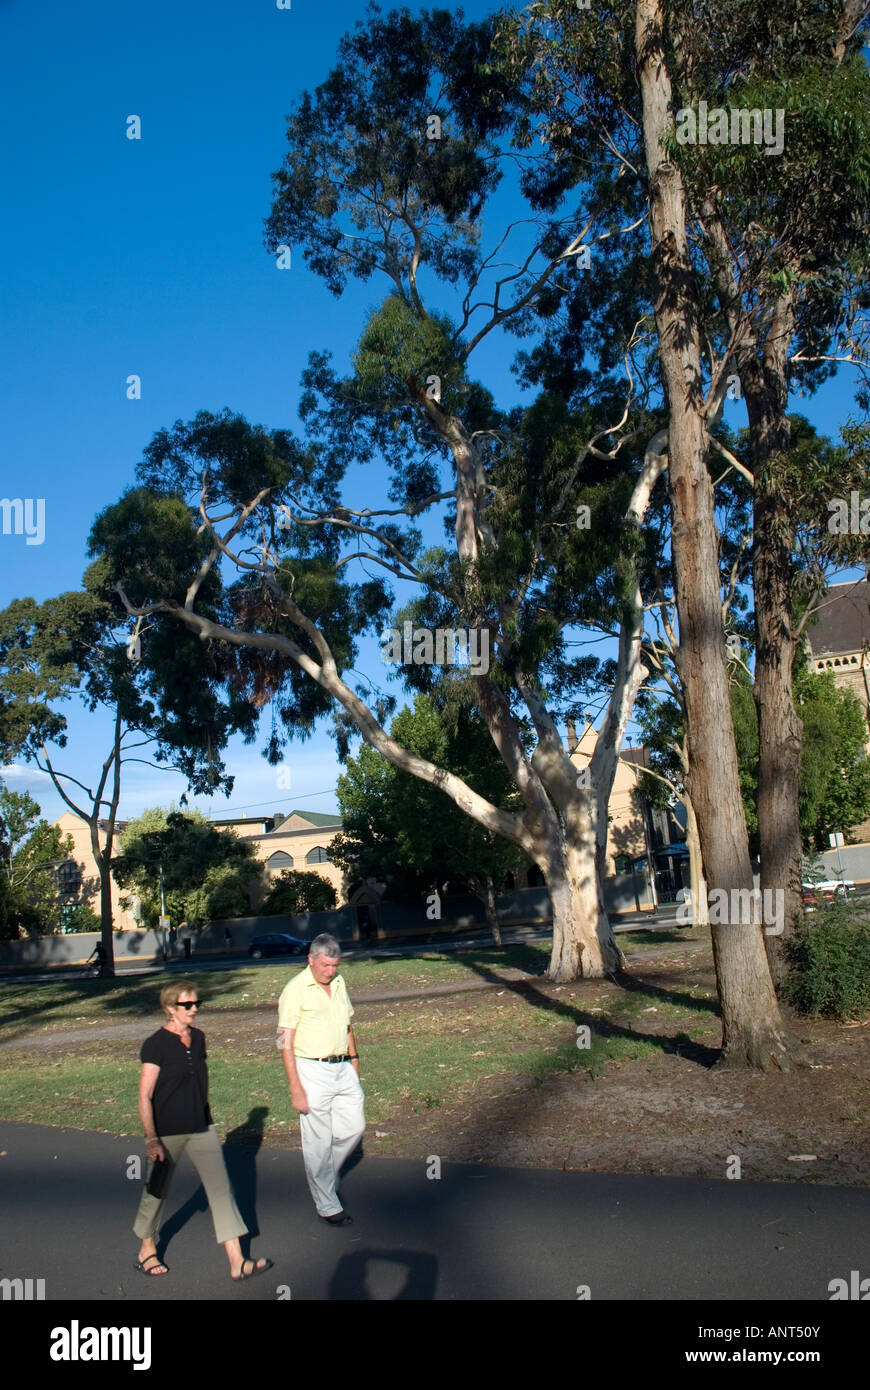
[
  {"x1": 306, "y1": 846, "x2": 331, "y2": 865},
  {"x1": 267, "y1": 851, "x2": 293, "y2": 872},
  {"x1": 57, "y1": 860, "x2": 82, "y2": 898}
]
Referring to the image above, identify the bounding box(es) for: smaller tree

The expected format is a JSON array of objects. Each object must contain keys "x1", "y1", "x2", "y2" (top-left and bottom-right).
[
  {"x1": 113, "y1": 807, "x2": 263, "y2": 928},
  {"x1": 331, "y1": 693, "x2": 528, "y2": 944},
  {"x1": 0, "y1": 787, "x2": 74, "y2": 938},
  {"x1": 262, "y1": 870, "x2": 337, "y2": 916},
  {"x1": 60, "y1": 904, "x2": 102, "y2": 934}
]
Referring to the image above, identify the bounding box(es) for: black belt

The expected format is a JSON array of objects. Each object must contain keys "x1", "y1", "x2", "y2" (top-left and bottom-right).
[{"x1": 298, "y1": 1054, "x2": 351, "y2": 1063}]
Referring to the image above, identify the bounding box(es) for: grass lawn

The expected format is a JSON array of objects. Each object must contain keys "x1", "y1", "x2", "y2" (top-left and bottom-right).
[
  {"x1": 0, "y1": 942, "x2": 549, "y2": 1043},
  {"x1": 0, "y1": 931, "x2": 699, "y2": 1044},
  {"x1": 0, "y1": 939, "x2": 718, "y2": 1138}
]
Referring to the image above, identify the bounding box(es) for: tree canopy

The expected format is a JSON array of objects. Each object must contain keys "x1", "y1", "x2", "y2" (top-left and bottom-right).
[{"x1": 113, "y1": 808, "x2": 263, "y2": 929}]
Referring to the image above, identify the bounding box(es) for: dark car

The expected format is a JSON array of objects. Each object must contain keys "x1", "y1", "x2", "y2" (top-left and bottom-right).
[{"x1": 248, "y1": 933, "x2": 308, "y2": 959}]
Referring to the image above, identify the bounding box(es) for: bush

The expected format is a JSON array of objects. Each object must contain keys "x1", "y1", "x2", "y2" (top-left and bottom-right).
[
  {"x1": 784, "y1": 901, "x2": 870, "y2": 1019},
  {"x1": 185, "y1": 863, "x2": 257, "y2": 925},
  {"x1": 62, "y1": 905, "x2": 102, "y2": 934},
  {"x1": 262, "y1": 870, "x2": 337, "y2": 916}
]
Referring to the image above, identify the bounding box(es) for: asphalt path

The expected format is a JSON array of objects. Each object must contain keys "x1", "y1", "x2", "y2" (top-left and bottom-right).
[{"x1": 0, "y1": 1119, "x2": 867, "y2": 1301}]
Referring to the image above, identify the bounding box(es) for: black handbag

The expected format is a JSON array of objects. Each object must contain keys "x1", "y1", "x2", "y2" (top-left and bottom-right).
[{"x1": 146, "y1": 1156, "x2": 171, "y2": 1198}]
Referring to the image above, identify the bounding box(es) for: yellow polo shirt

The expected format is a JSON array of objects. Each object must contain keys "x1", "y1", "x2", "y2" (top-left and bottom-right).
[{"x1": 277, "y1": 965, "x2": 354, "y2": 1057}]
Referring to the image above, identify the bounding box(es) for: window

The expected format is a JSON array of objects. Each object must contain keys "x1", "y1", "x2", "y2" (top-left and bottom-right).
[
  {"x1": 57, "y1": 860, "x2": 82, "y2": 898},
  {"x1": 306, "y1": 846, "x2": 330, "y2": 865},
  {"x1": 267, "y1": 852, "x2": 293, "y2": 871}
]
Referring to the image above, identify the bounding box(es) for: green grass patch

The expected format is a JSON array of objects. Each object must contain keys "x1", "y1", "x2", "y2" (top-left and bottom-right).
[
  {"x1": 0, "y1": 946, "x2": 717, "y2": 1135},
  {"x1": 0, "y1": 943, "x2": 553, "y2": 1042}
]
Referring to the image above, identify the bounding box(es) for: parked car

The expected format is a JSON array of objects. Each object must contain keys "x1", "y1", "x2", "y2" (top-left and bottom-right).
[
  {"x1": 248, "y1": 933, "x2": 308, "y2": 959},
  {"x1": 801, "y1": 880, "x2": 854, "y2": 909}
]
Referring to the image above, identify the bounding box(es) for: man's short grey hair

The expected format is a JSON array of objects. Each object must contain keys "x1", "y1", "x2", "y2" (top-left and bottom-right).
[{"x1": 309, "y1": 933, "x2": 341, "y2": 959}]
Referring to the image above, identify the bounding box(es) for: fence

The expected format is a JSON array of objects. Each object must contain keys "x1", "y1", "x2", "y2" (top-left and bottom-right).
[{"x1": 0, "y1": 872, "x2": 655, "y2": 972}]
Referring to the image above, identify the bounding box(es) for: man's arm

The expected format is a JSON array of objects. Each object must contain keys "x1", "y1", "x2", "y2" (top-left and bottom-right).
[
  {"x1": 347, "y1": 1024, "x2": 360, "y2": 1079},
  {"x1": 280, "y1": 1027, "x2": 309, "y2": 1113}
]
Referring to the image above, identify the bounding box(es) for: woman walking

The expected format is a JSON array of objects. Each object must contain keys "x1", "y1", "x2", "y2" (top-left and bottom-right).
[{"x1": 133, "y1": 979, "x2": 271, "y2": 1281}]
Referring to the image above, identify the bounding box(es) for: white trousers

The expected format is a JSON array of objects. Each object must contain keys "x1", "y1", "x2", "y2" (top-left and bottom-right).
[{"x1": 296, "y1": 1059, "x2": 366, "y2": 1217}]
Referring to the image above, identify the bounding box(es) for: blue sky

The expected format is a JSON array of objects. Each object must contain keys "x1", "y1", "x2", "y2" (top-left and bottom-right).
[{"x1": 0, "y1": 0, "x2": 863, "y2": 828}]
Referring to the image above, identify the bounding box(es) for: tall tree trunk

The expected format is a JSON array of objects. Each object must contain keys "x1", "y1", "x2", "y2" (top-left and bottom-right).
[
  {"x1": 593, "y1": 434, "x2": 668, "y2": 911},
  {"x1": 684, "y1": 793, "x2": 708, "y2": 927},
  {"x1": 538, "y1": 809, "x2": 623, "y2": 982},
  {"x1": 636, "y1": 0, "x2": 800, "y2": 1068},
  {"x1": 739, "y1": 310, "x2": 804, "y2": 984},
  {"x1": 482, "y1": 873, "x2": 502, "y2": 947},
  {"x1": 92, "y1": 833, "x2": 116, "y2": 977}
]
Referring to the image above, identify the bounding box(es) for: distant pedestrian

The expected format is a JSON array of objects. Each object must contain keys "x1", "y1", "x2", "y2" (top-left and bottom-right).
[
  {"x1": 133, "y1": 980, "x2": 272, "y2": 1281},
  {"x1": 224, "y1": 928, "x2": 232, "y2": 954},
  {"x1": 278, "y1": 934, "x2": 364, "y2": 1226}
]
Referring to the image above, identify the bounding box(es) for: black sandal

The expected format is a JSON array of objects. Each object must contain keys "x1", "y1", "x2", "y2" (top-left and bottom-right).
[
  {"x1": 231, "y1": 1257, "x2": 273, "y2": 1282},
  {"x1": 135, "y1": 1254, "x2": 169, "y2": 1276}
]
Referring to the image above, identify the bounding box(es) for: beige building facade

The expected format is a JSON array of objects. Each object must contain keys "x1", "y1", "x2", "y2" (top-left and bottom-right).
[
  {"x1": 52, "y1": 807, "x2": 346, "y2": 931},
  {"x1": 805, "y1": 578, "x2": 870, "y2": 841},
  {"x1": 54, "y1": 732, "x2": 673, "y2": 930}
]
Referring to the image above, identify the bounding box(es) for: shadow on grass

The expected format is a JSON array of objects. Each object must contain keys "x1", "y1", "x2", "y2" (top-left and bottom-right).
[
  {"x1": 457, "y1": 954, "x2": 721, "y2": 1070},
  {"x1": 0, "y1": 970, "x2": 249, "y2": 1044},
  {"x1": 619, "y1": 929, "x2": 699, "y2": 948}
]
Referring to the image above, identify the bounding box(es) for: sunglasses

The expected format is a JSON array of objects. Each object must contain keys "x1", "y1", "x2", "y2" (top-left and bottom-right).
[{"x1": 175, "y1": 1000, "x2": 199, "y2": 1009}]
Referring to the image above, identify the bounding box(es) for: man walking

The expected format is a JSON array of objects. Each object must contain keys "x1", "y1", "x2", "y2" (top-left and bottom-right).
[{"x1": 278, "y1": 934, "x2": 364, "y2": 1226}]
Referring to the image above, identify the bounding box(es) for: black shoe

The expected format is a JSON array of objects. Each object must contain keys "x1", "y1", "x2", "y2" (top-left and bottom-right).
[{"x1": 319, "y1": 1210, "x2": 353, "y2": 1226}]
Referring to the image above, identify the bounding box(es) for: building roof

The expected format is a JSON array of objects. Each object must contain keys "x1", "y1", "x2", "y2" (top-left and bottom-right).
[
  {"x1": 805, "y1": 581, "x2": 870, "y2": 659},
  {"x1": 208, "y1": 816, "x2": 273, "y2": 833},
  {"x1": 276, "y1": 809, "x2": 342, "y2": 828}
]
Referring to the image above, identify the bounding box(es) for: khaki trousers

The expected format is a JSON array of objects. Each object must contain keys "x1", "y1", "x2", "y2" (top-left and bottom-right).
[
  {"x1": 132, "y1": 1125, "x2": 247, "y2": 1245},
  {"x1": 296, "y1": 1059, "x2": 365, "y2": 1217}
]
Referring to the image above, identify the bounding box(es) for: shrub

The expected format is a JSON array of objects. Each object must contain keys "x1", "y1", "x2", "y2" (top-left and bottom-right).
[
  {"x1": 62, "y1": 905, "x2": 102, "y2": 934},
  {"x1": 784, "y1": 900, "x2": 870, "y2": 1019},
  {"x1": 262, "y1": 870, "x2": 337, "y2": 915}
]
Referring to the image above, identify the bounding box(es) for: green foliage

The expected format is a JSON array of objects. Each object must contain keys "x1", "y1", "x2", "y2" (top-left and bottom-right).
[
  {"x1": 0, "y1": 787, "x2": 74, "y2": 938},
  {"x1": 61, "y1": 904, "x2": 102, "y2": 934},
  {"x1": 353, "y1": 296, "x2": 463, "y2": 402},
  {"x1": 784, "y1": 901, "x2": 870, "y2": 1018},
  {"x1": 114, "y1": 807, "x2": 263, "y2": 928},
  {"x1": 733, "y1": 664, "x2": 870, "y2": 851},
  {"x1": 331, "y1": 691, "x2": 527, "y2": 900},
  {"x1": 796, "y1": 666, "x2": 870, "y2": 846},
  {"x1": 640, "y1": 660, "x2": 870, "y2": 855},
  {"x1": 264, "y1": 9, "x2": 508, "y2": 295},
  {"x1": 262, "y1": 870, "x2": 337, "y2": 916}
]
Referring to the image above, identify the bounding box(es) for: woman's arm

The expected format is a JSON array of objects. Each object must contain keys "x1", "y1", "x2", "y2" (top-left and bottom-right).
[{"x1": 138, "y1": 1062, "x2": 165, "y2": 1162}]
